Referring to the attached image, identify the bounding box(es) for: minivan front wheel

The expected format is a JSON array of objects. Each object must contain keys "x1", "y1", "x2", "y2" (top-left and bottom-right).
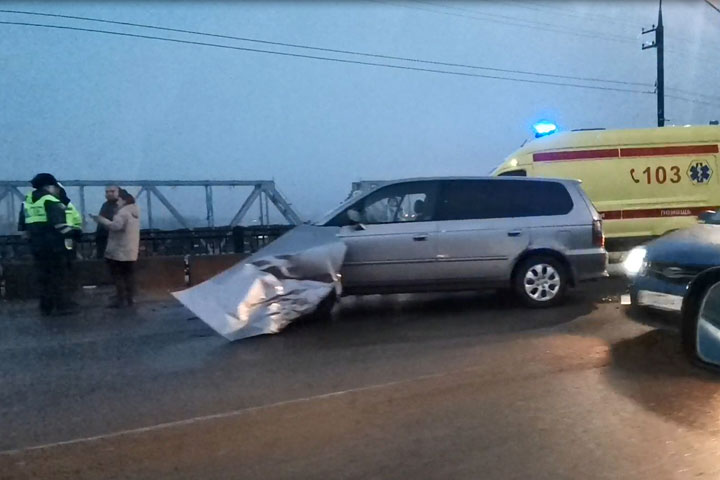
[{"x1": 514, "y1": 256, "x2": 567, "y2": 308}]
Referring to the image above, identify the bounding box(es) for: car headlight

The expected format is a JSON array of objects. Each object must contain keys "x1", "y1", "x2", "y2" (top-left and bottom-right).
[{"x1": 623, "y1": 247, "x2": 647, "y2": 276}]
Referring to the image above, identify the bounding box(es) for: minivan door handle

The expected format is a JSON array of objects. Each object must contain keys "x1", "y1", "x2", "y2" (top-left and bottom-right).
[
  {"x1": 507, "y1": 231, "x2": 522, "y2": 237},
  {"x1": 413, "y1": 234, "x2": 429, "y2": 242}
]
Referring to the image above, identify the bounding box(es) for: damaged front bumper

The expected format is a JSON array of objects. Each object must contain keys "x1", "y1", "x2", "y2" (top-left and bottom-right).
[{"x1": 173, "y1": 226, "x2": 345, "y2": 341}]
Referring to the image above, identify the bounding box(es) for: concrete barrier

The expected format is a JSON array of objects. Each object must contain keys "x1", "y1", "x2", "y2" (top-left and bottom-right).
[
  {"x1": 0, "y1": 254, "x2": 247, "y2": 300},
  {"x1": 189, "y1": 254, "x2": 246, "y2": 285}
]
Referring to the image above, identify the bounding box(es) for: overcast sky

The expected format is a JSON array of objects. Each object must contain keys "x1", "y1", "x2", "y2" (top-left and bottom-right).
[{"x1": 1, "y1": 0, "x2": 719, "y2": 221}]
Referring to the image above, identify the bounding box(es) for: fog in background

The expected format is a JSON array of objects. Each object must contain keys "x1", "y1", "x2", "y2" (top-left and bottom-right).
[{"x1": 1, "y1": 0, "x2": 719, "y2": 232}]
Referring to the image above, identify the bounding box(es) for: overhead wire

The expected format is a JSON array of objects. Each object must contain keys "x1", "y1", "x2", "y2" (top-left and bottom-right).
[
  {"x1": 412, "y1": 0, "x2": 638, "y2": 42},
  {"x1": 378, "y1": 1, "x2": 720, "y2": 102},
  {"x1": 509, "y1": 0, "x2": 718, "y2": 51},
  {"x1": 0, "y1": 8, "x2": 653, "y2": 88},
  {"x1": 707, "y1": 0, "x2": 720, "y2": 14},
  {"x1": 417, "y1": 0, "x2": 708, "y2": 53},
  {"x1": 666, "y1": 87, "x2": 720, "y2": 103},
  {"x1": 0, "y1": 20, "x2": 655, "y2": 95},
  {"x1": 0, "y1": 14, "x2": 716, "y2": 107},
  {"x1": 665, "y1": 94, "x2": 720, "y2": 108},
  {"x1": 500, "y1": 0, "x2": 643, "y2": 29},
  {"x1": 389, "y1": 0, "x2": 720, "y2": 65},
  {"x1": 375, "y1": 0, "x2": 637, "y2": 44}
]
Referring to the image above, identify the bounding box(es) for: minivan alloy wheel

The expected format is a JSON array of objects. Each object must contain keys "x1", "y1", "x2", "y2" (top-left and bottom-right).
[{"x1": 524, "y1": 264, "x2": 561, "y2": 301}]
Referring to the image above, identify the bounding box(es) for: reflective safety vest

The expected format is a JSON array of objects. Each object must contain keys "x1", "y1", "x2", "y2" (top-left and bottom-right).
[
  {"x1": 66, "y1": 202, "x2": 83, "y2": 229},
  {"x1": 23, "y1": 193, "x2": 62, "y2": 225}
]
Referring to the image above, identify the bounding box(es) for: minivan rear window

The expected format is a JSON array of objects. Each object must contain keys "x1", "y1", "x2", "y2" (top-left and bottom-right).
[{"x1": 437, "y1": 180, "x2": 573, "y2": 220}]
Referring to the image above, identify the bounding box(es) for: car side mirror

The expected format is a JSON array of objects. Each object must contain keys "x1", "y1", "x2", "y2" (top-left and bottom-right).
[
  {"x1": 347, "y1": 209, "x2": 362, "y2": 224},
  {"x1": 683, "y1": 273, "x2": 720, "y2": 369},
  {"x1": 345, "y1": 209, "x2": 366, "y2": 230}
]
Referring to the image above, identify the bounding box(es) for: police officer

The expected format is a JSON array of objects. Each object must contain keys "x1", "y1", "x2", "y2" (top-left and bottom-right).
[
  {"x1": 18, "y1": 173, "x2": 78, "y2": 316},
  {"x1": 57, "y1": 185, "x2": 84, "y2": 302},
  {"x1": 57, "y1": 185, "x2": 83, "y2": 244}
]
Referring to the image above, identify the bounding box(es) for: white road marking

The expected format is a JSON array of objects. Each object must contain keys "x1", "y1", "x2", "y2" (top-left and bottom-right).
[
  {"x1": 0, "y1": 370, "x2": 452, "y2": 456},
  {"x1": 2, "y1": 326, "x2": 616, "y2": 458}
]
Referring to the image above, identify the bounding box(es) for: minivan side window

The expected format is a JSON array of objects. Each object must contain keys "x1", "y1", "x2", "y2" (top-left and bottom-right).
[
  {"x1": 437, "y1": 180, "x2": 573, "y2": 220},
  {"x1": 326, "y1": 181, "x2": 438, "y2": 226}
]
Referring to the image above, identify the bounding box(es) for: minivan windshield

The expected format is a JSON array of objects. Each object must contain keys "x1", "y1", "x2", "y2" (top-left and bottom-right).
[{"x1": 312, "y1": 190, "x2": 370, "y2": 226}]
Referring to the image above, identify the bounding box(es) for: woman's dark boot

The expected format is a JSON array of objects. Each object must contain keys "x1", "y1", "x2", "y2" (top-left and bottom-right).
[{"x1": 108, "y1": 281, "x2": 127, "y2": 309}]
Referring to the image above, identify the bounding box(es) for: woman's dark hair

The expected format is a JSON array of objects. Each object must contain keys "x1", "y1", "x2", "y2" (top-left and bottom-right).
[{"x1": 119, "y1": 188, "x2": 136, "y2": 205}]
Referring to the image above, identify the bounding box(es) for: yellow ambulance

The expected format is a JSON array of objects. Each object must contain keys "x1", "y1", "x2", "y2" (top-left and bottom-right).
[{"x1": 492, "y1": 124, "x2": 720, "y2": 241}]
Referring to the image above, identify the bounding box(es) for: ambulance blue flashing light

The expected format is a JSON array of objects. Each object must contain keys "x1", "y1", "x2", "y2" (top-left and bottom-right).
[{"x1": 532, "y1": 121, "x2": 558, "y2": 138}]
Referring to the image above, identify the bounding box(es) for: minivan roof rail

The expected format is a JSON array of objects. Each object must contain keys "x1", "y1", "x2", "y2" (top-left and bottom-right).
[{"x1": 571, "y1": 128, "x2": 606, "y2": 132}]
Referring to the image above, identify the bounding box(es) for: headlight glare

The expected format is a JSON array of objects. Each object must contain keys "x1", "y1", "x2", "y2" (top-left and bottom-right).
[{"x1": 623, "y1": 247, "x2": 647, "y2": 276}]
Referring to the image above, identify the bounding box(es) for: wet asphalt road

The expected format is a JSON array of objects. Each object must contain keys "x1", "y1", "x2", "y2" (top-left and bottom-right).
[{"x1": 2, "y1": 279, "x2": 720, "y2": 479}]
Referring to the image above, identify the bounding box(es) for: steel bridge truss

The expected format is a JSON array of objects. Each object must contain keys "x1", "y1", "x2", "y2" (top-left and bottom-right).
[{"x1": 0, "y1": 180, "x2": 302, "y2": 231}]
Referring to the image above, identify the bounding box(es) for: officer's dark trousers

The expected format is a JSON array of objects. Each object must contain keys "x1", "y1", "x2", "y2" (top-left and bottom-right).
[
  {"x1": 33, "y1": 252, "x2": 67, "y2": 314},
  {"x1": 96, "y1": 235, "x2": 108, "y2": 260},
  {"x1": 64, "y1": 249, "x2": 79, "y2": 300}
]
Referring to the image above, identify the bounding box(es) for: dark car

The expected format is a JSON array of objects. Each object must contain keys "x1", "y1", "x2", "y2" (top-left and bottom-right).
[
  {"x1": 682, "y1": 267, "x2": 720, "y2": 369},
  {"x1": 624, "y1": 224, "x2": 720, "y2": 312}
]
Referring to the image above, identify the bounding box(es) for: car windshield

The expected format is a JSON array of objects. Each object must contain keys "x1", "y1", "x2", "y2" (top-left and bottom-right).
[{"x1": 311, "y1": 189, "x2": 372, "y2": 225}]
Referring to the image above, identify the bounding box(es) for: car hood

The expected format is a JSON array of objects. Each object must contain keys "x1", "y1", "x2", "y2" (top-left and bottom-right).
[{"x1": 646, "y1": 225, "x2": 720, "y2": 266}]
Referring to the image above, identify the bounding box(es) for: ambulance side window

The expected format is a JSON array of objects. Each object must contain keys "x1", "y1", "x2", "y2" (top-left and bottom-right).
[{"x1": 498, "y1": 169, "x2": 527, "y2": 177}]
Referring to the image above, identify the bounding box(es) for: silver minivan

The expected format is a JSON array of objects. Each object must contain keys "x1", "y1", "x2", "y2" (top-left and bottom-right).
[{"x1": 316, "y1": 177, "x2": 607, "y2": 307}]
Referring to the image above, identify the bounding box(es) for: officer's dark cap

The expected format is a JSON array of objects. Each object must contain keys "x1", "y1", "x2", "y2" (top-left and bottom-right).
[{"x1": 30, "y1": 173, "x2": 59, "y2": 189}]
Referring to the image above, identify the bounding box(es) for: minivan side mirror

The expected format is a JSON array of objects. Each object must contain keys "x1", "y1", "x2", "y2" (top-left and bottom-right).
[
  {"x1": 347, "y1": 209, "x2": 362, "y2": 224},
  {"x1": 346, "y1": 209, "x2": 367, "y2": 230}
]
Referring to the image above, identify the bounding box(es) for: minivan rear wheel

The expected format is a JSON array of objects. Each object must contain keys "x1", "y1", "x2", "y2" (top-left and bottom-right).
[{"x1": 514, "y1": 256, "x2": 567, "y2": 308}]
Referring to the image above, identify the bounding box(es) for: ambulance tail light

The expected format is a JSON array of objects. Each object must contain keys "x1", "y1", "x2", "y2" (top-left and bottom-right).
[{"x1": 592, "y1": 219, "x2": 605, "y2": 248}]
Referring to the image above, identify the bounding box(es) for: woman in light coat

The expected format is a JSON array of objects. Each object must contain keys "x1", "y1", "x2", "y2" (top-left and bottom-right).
[{"x1": 90, "y1": 189, "x2": 140, "y2": 308}]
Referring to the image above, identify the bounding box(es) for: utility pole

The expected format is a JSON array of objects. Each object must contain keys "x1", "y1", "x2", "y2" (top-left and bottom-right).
[{"x1": 642, "y1": 0, "x2": 664, "y2": 127}]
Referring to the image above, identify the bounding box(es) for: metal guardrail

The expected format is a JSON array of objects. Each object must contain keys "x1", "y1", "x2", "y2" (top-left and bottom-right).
[
  {"x1": 0, "y1": 225, "x2": 294, "y2": 262},
  {"x1": 0, "y1": 180, "x2": 302, "y2": 233}
]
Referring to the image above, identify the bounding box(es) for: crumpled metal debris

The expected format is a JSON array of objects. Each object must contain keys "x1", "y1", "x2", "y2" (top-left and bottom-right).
[{"x1": 173, "y1": 226, "x2": 345, "y2": 341}]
